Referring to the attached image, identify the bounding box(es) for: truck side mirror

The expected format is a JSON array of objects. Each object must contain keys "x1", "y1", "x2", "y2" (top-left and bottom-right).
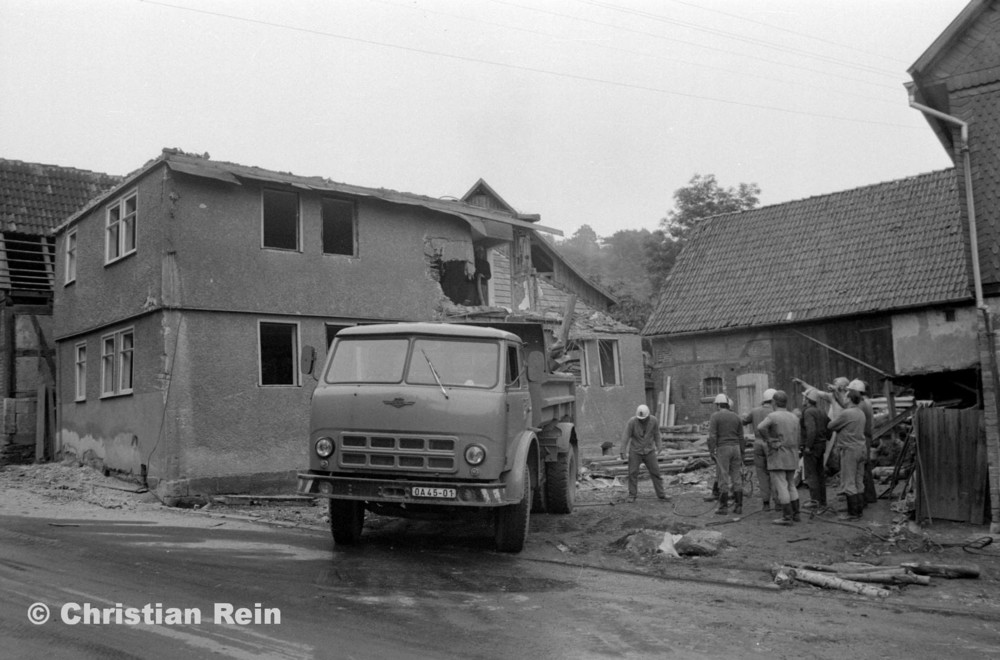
[
  {"x1": 301, "y1": 345, "x2": 317, "y2": 376},
  {"x1": 526, "y1": 352, "x2": 545, "y2": 383}
]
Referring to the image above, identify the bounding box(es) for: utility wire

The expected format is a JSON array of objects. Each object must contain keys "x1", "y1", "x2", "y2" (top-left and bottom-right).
[
  {"x1": 375, "y1": 0, "x2": 904, "y2": 108},
  {"x1": 578, "y1": 0, "x2": 901, "y2": 76},
  {"x1": 663, "y1": 0, "x2": 910, "y2": 64},
  {"x1": 136, "y1": 0, "x2": 923, "y2": 129},
  {"x1": 487, "y1": 0, "x2": 903, "y2": 91}
]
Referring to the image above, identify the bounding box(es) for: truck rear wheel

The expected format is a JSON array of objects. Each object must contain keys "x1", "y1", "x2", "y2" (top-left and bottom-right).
[
  {"x1": 495, "y1": 463, "x2": 531, "y2": 553},
  {"x1": 545, "y1": 445, "x2": 578, "y2": 514},
  {"x1": 329, "y1": 499, "x2": 365, "y2": 545}
]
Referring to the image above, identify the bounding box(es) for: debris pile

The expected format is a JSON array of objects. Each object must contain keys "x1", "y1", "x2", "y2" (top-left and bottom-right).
[{"x1": 771, "y1": 559, "x2": 981, "y2": 598}]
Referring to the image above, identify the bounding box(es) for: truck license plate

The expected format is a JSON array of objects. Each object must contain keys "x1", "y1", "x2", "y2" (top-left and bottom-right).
[{"x1": 411, "y1": 486, "x2": 456, "y2": 499}]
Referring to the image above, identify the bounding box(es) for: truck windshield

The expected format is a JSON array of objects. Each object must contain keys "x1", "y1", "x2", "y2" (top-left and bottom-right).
[
  {"x1": 326, "y1": 338, "x2": 409, "y2": 383},
  {"x1": 325, "y1": 336, "x2": 500, "y2": 388},
  {"x1": 407, "y1": 339, "x2": 499, "y2": 389}
]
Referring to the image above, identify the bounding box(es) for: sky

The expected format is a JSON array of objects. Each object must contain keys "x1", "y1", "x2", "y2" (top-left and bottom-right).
[{"x1": 0, "y1": 0, "x2": 972, "y2": 240}]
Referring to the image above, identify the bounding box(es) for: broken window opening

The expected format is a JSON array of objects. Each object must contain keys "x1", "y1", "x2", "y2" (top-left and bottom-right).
[
  {"x1": 598, "y1": 339, "x2": 621, "y2": 387},
  {"x1": 438, "y1": 245, "x2": 492, "y2": 306},
  {"x1": 259, "y1": 321, "x2": 299, "y2": 386},
  {"x1": 262, "y1": 189, "x2": 299, "y2": 251},
  {"x1": 322, "y1": 198, "x2": 357, "y2": 256}
]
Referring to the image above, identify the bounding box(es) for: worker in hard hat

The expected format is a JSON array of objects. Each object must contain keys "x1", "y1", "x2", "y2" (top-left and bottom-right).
[
  {"x1": 757, "y1": 391, "x2": 802, "y2": 525},
  {"x1": 847, "y1": 379, "x2": 879, "y2": 507},
  {"x1": 708, "y1": 393, "x2": 745, "y2": 515},
  {"x1": 742, "y1": 388, "x2": 776, "y2": 511},
  {"x1": 620, "y1": 404, "x2": 669, "y2": 503},
  {"x1": 800, "y1": 388, "x2": 831, "y2": 509},
  {"x1": 828, "y1": 388, "x2": 868, "y2": 521}
]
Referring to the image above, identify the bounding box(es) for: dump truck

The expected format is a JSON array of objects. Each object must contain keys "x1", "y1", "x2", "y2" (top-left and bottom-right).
[{"x1": 297, "y1": 321, "x2": 579, "y2": 552}]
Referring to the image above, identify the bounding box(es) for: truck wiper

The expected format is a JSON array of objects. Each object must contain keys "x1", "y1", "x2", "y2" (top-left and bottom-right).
[{"x1": 420, "y1": 349, "x2": 450, "y2": 400}]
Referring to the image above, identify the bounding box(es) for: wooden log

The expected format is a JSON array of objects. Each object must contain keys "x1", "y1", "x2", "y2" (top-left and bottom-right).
[
  {"x1": 900, "y1": 562, "x2": 980, "y2": 579},
  {"x1": 837, "y1": 572, "x2": 931, "y2": 586},
  {"x1": 782, "y1": 561, "x2": 837, "y2": 572},
  {"x1": 788, "y1": 568, "x2": 891, "y2": 597}
]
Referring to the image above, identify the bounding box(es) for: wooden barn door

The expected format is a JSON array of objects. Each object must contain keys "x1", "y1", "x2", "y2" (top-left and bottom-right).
[
  {"x1": 736, "y1": 373, "x2": 768, "y2": 417},
  {"x1": 915, "y1": 408, "x2": 988, "y2": 523}
]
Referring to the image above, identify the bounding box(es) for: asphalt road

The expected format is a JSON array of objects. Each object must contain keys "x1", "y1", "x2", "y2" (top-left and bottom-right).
[{"x1": 2, "y1": 511, "x2": 999, "y2": 659}]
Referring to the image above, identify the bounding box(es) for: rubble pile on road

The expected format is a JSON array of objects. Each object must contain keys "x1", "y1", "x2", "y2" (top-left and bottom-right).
[{"x1": 0, "y1": 461, "x2": 151, "y2": 510}]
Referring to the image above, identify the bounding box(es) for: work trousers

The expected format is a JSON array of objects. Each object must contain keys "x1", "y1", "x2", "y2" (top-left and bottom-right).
[
  {"x1": 863, "y1": 439, "x2": 878, "y2": 503},
  {"x1": 769, "y1": 470, "x2": 799, "y2": 505},
  {"x1": 753, "y1": 439, "x2": 772, "y2": 504},
  {"x1": 838, "y1": 444, "x2": 867, "y2": 496},
  {"x1": 802, "y1": 446, "x2": 827, "y2": 505},
  {"x1": 627, "y1": 450, "x2": 665, "y2": 498},
  {"x1": 715, "y1": 444, "x2": 742, "y2": 496}
]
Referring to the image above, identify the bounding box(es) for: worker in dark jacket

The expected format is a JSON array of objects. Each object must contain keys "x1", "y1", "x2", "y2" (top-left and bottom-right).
[
  {"x1": 742, "y1": 388, "x2": 775, "y2": 511},
  {"x1": 708, "y1": 394, "x2": 745, "y2": 515},
  {"x1": 800, "y1": 388, "x2": 831, "y2": 508},
  {"x1": 620, "y1": 404, "x2": 668, "y2": 503},
  {"x1": 758, "y1": 391, "x2": 802, "y2": 525}
]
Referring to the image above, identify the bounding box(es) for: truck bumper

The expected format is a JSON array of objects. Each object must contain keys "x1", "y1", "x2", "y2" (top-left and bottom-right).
[{"x1": 297, "y1": 472, "x2": 510, "y2": 507}]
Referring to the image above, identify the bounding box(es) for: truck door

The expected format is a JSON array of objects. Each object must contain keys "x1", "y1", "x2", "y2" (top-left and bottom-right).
[{"x1": 504, "y1": 342, "x2": 531, "y2": 445}]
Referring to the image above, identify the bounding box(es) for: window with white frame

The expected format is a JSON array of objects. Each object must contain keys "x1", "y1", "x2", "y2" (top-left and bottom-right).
[
  {"x1": 598, "y1": 339, "x2": 621, "y2": 387},
  {"x1": 65, "y1": 229, "x2": 78, "y2": 284},
  {"x1": 101, "y1": 328, "x2": 134, "y2": 397},
  {"x1": 262, "y1": 189, "x2": 299, "y2": 250},
  {"x1": 105, "y1": 191, "x2": 137, "y2": 264},
  {"x1": 74, "y1": 343, "x2": 87, "y2": 401},
  {"x1": 259, "y1": 321, "x2": 299, "y2": 386}
]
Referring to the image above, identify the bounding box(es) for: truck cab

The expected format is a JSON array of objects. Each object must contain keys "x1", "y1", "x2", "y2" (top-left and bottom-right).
[{"x1": 297, "y1": 322, "x2": 579, "y2": 552}]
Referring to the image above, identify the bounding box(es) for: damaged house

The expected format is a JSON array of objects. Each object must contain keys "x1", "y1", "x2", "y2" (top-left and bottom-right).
[
  {"x1": 644, "y1": 0, "x2": 1000, "y2": 527},
  {"x1": 0, "y1": 159, "x2": 119, "y2": 465},
  {"x1": 52, "y1": 149, "x2": 641, "y2": 499}
]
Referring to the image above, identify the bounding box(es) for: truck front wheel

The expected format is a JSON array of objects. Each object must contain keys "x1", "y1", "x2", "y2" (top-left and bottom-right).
[
  {"x1": 329, "y1": 499, "x2": 365, "y2": 545},
  {"x1": 495, "y1": 463, "x2": 531, "y2": 553},
  {"x1": 545, "y1": 445, "x2": 578, "y2": 514}
]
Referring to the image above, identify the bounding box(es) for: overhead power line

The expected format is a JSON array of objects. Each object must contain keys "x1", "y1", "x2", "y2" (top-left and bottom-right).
[{"x1": 136, "y1": 0, "x2": 921, "y2": 129}]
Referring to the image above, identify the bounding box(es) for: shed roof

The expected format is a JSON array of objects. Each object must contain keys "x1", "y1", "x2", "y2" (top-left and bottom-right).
[
  {"x1": 643, "y1": 169, "x2": 970, "y2": 336},
  {"x1": 0, "y1": 158, "x2": 120, "y2": 235}
]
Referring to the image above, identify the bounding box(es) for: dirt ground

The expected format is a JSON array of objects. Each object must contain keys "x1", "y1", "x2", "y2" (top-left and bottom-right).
[{"x1": 3, "y1": 459, "x2": 1000, "y2": 615}]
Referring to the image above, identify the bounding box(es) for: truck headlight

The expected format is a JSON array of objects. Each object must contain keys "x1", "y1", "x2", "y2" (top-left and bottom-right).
[
  {"x1": 315, "y1": 437, "x2": 335, "y2": 458},
  {"x1": 464, "y1": 444, "x2": 486, "y2": 466}
]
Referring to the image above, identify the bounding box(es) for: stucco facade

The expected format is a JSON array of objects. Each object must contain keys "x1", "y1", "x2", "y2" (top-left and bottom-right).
[{"x1": 53, "y1": 150, "x2": 639, "y2": 497}]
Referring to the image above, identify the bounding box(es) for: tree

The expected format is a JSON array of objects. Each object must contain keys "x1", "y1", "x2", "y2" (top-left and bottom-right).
[{"x1": 646, "y1": 174, "x2": 760, "y2": 292}]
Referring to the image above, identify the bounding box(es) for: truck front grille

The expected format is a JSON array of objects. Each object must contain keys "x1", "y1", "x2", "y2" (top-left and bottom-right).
[{"x1": 338, "y1": 434, "x2": 457, "y2": 473}]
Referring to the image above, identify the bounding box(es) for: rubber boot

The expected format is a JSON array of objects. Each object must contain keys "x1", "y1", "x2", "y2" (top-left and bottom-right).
[
  {"x1": 761, "y1": 500, "x2": 771, "y2": 512},
  {"x1": 852, "y1": 494, "x2": 864, "y2": 520},
  {"x1": 733, "y1": 491, "x2": 743, "y2": 515},
  {"x1": 715, "y1": 492, "x2": 729, "y2": 515},
  {"x1": 704, "y1": 481, "x2": 720, "y2": 502},
  {"x1": 772, "y1": 503, "x2": 793, "y2": 525},
  {"x1": 838, "y1": 494, "x2": 861, "y2": 521},
  {"x1": 791, "y1": 499, "x2": 801, "y2": 522}
]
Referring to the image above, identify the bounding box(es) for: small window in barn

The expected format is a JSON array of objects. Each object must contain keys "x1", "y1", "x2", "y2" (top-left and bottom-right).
[
  {"x1": 598, "y1": 339, "x2": 621, "y2": 387},
  {"x1": 322, "y1": 198, "x2": 357, "y2": 256},
  {"x1": 944, "y1": 309, "x2": 956, "y2": 322},
  {"x1": 65, "y1": 229, "x2": 77, "y2": 285},
  {"x1": 262, "y1": 189, "x2": 299, "y2": 251},
  {"x1": 100, "y1": 328, "x2": 134, "y2": 397},
  {"x1": 703, "y1": 377, "x2": 724, "y2": 399},
  {"x1": 105, "y1": 191, "x2": 137, "y2": 264},
  {"x1": 259, "y1": 321, "x2": 299, "y2": 386},
  {"x1": 74, "y1": 342, "x2": 87, "y2": 402}
]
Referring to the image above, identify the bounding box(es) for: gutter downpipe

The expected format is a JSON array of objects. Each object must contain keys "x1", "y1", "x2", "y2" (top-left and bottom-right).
[{"x1": 908, "y1": 88, "x2": 1000, "y2": 531}]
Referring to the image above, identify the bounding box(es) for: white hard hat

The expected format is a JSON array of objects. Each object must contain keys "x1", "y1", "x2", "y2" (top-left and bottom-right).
[
  {"x1": 713, "y1": 393, "x2": 730, "y2": 405},
  {"x1": 762, "y1": 388, "x2": 776, "y2": 402},
  {"x1": 847, "y1": 379, "x2": 866, "y2": 393},
  {"x1": 636, "y1": 404, "x2": 650, "y2": 419},
  {"x1": 804, "y1": 388, "x2": 820, "y2": 402}
]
